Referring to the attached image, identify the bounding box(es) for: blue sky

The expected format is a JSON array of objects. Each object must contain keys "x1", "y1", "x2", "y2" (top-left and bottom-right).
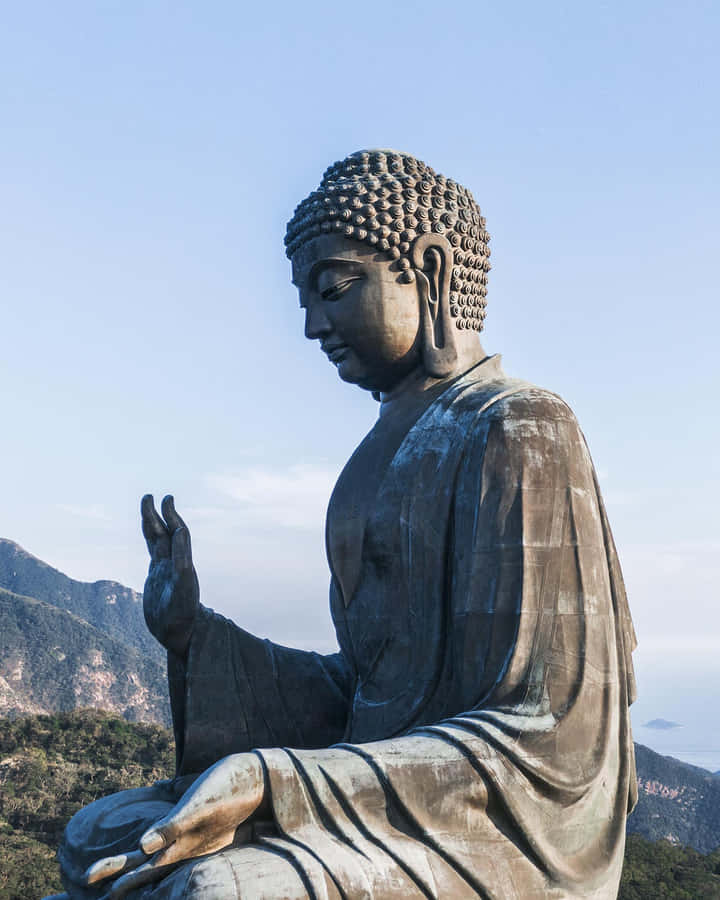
[{"x1": 1, "y1": 1, "x2": 718, "y2": 766}]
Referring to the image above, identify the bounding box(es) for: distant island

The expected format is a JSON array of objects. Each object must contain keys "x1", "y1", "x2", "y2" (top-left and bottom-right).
[{"x1": 643, "y1": 718, "x2": 683, "y2": 730}]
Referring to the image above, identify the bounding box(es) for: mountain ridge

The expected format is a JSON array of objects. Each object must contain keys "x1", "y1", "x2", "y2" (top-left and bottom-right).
[
  {"x1": 0, "y1": 538, "x2": 170, "y2": 728},
  {"x1": 0, "y1": 539, "x2": 160, "y2": 662}
]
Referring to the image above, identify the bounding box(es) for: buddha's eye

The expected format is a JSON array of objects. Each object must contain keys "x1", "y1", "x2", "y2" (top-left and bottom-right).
[{"x1": 321, "y1": 276, "x2": 361, "y2": 301}]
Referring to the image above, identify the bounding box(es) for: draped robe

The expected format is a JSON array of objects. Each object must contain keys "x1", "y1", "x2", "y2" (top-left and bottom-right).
[{"x1": 60, "y1": 356, "x2": 637, "y2": 899}]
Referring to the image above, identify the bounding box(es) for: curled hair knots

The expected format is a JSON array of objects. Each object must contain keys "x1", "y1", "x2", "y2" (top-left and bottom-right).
[{"x1": 285, "y1": 150, "x2": 491, "y2": 332}]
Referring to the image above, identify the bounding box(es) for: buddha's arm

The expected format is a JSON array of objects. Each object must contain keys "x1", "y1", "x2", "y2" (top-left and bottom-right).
[
  {"x1": 169, "y1": 606, "x2": 353, "y2": 774},
  {"x1": 139, "y1": 494, "x2": 353, "y2": 774}
]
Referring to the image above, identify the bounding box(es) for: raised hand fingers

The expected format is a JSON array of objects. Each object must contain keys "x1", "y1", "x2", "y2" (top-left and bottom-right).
[
  {"x1": 162, "y1": 496, "x2": 194, "y2": 574},
  {"x1": 141, "y1": 494, "x2": 171, "y2": 561},
  {"x1": 161, "y1": 495, "x2": 186, "y2": 533}
]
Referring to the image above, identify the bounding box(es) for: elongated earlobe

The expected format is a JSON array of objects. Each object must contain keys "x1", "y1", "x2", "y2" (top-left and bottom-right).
[{"x1": 411, "y1": 234, "x2": 458, "y2": 377}]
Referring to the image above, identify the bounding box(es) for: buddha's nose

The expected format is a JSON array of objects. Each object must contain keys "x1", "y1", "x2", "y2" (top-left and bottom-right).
[{"x1": 304, "y1": 301, "x2": 332, "y2": 341}]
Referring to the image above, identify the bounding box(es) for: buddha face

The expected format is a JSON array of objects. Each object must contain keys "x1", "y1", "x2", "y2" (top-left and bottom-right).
[{"x1": 291, "y1": 234, "x2": 423, "y2": 393}]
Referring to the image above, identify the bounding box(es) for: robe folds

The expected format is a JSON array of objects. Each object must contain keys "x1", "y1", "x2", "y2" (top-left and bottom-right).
[{"x1": 60, "y1": 356, "x2": 637, "y2": 899}]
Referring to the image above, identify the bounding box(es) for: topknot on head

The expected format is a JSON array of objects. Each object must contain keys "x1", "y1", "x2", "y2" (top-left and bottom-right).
[{"x1": 285, "y1": 149, "x2": 491, "y2": 332}]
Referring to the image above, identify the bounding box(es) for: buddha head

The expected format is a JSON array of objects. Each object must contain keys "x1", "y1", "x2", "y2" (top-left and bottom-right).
[{"x1": 286, "y1": 149, "x2": 491, "y2": 394}]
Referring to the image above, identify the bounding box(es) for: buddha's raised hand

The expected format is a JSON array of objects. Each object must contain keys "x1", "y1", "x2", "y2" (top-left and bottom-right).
[
  {"x1": 84, "y1": 753, "x2": 266, "y2": 899},
  {"x1": 141, "y1": 494, "x2": 199, "y2": 657}
]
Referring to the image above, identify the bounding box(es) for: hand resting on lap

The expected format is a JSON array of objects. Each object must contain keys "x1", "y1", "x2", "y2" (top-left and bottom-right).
[{"x1": 84, "y1": 752, "x2": 266, "y2": 899}]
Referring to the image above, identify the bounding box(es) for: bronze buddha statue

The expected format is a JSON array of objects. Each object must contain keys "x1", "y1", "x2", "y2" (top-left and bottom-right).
[{"x1": 57, "y1": 149, "x2": 637, "y2": 900}]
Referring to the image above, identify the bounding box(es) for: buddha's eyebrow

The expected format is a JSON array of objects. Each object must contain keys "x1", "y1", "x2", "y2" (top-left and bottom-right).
[{"x1": 293, "y1": 257, "x2": 363, "y2": 289}]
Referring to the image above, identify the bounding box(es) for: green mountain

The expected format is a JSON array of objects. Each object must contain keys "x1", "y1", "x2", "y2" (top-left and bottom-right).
[
  {"x1": 0, "y1": 539, "x2": 159, "y2": 661},
  {"x1": 0, "y1": 587, "x2": 170, "y2": 727}
]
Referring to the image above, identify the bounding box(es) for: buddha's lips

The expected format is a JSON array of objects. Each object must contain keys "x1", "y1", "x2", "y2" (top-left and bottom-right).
[{"x1": 324, "y1": 344, "x2": 350, "y2": 363}]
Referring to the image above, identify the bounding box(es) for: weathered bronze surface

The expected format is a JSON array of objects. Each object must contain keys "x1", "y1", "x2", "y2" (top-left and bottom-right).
[{"x1": 57, "y1": 150, "x2": 637, "y2": 899}]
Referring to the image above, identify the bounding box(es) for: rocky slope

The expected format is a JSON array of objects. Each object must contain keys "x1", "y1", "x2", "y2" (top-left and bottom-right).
[
  {"x1": 0, "y1": 587, "x2": 170, "y2": 727},
  {"x1": 0, "y1": 539, "x2": 170, "y2": 727}
]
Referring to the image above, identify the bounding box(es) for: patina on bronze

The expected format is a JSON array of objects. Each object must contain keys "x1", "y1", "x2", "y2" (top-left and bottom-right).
[{"x1": 56, "y1": 150, "x2": 637, "y2": 900}]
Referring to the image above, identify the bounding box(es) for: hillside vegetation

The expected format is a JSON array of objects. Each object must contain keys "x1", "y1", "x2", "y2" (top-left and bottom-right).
[
  {"x1": 0, "y1": 711, "x2": 173, "y2": 899},
  {"x1": 621, "y1": 835, "x2": 720, "y2": 898}
]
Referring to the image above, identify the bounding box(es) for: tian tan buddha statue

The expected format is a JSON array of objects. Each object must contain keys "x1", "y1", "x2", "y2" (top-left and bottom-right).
[{"x1": 55, "y1": 150, "x2": 638, "y2": 900}]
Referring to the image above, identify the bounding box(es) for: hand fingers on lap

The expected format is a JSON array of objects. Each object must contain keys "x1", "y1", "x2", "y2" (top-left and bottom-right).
[
  {"x1": 100, "y1": 832, "x2": 236, "y2": 900},
  {"x1": 85, "y1": 856, "x2": 121, "y2": 885},
  {"x1": 160, "y1": 783, "x2": 220, "y2": 833},
  {"x1": 142, "y1": 806, "x2": 201, "y2": 854},
  {"x1": 153, "y1": 829, "x2": 236, "y2": 866},
  {"x1": 141, "y1": 812, "x2": 215, "y2": 860},
  {"x1": 140, "y1": 814, "x2": 182, "y2": 856},
  {"x1": 85, "y1": 850, "x2": 148, "y2": 885},
  {"x1": 106, "y1": 858, "x2": 181, "y2": 900}
]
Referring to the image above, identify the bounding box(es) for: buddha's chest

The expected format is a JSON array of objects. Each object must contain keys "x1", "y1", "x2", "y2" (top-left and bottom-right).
[
  {"x1": 326, "y1": 411, "x2": 459, "y2": 737},
  {"x1": 325, "y1": 422, "x2": 404, "y2": 611}
]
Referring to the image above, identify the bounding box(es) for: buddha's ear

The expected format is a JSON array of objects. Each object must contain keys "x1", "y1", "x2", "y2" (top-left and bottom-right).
[{"x1": 411, "y1": 234, "x2": 458, "y2": 377}]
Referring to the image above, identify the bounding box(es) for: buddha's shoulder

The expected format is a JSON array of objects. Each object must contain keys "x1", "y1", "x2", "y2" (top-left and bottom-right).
[{"x1": 452, "y1": 373, "x2": 578, "y2": 426}]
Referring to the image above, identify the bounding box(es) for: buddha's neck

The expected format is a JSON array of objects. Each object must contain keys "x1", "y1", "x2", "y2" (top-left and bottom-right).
[{"x1": 378, "y1": 342, "x2": 489, "y2": 418}]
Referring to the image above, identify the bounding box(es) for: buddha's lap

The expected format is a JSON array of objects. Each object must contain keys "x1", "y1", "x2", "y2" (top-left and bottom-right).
[{"x1": 139, "y1": 846, "x2": 308, "y2": 899}]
